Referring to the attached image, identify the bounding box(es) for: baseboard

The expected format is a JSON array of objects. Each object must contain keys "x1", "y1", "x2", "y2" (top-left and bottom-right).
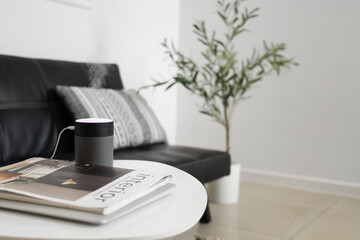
[{"x1": 241, "y1": 168, "x2": 360, "y2": 199}]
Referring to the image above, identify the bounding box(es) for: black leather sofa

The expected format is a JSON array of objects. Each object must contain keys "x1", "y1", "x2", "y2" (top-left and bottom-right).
[{"x1": 0, "y1": 54, "x2": 231, "y2": 222}]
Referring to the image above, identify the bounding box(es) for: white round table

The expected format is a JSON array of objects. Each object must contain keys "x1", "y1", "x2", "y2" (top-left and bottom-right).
[{"x1": 0, "y1": 160, "x2": 207, "y2": 240}]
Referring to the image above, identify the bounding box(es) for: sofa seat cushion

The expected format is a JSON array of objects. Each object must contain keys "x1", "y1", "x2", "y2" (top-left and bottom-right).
[{"x1": 113, "y1": 144, "x2": 230, "y2": 183}]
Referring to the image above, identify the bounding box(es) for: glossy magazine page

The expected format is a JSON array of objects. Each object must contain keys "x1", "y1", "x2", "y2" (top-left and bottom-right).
[{"x1": 0, "y1": 158, "x2": 171, "y2": 214}]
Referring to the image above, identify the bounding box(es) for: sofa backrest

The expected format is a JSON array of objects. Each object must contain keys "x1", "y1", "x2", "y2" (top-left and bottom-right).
[{"x1": 0, "y1": 54, "x2": 123, "y2": 165}]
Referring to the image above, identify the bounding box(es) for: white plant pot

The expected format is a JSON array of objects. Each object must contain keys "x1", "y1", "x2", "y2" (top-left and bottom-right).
[{"x1": 206, "y1": 162, "x2": 241, "y2": 204}]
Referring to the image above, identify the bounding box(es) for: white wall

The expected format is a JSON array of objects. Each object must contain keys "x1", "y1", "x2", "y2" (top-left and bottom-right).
[
  {"x1": 93, "y1": 0, "x2": 180, "y2": 144},
  {"x1": 176, "y1": 0, "x2": 360, "y2": 190},
  {"x1": 0, "y1": 0, "x2": 179, "y2": 143},
  {"x1": 0, "y1": 0, "x2": 98, "y2": 61}
]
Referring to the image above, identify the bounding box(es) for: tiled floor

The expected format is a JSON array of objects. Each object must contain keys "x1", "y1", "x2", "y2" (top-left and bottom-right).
[{"x1": 166, "y1": 181, "x2": 360, "y2": 240}]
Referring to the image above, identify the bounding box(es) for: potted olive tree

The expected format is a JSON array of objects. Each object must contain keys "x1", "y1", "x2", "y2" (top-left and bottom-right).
[{"x1": 143, "y1": 0, "x2": 297, "y2": 203}]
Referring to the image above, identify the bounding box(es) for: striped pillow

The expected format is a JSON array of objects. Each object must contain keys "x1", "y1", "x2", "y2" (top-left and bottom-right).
[{"x1": 56, "y1": 86, "x2": 167, "y2": 149}]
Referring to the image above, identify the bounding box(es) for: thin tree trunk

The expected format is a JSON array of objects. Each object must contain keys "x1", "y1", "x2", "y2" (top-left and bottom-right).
[
  {"x1": 223, "y1": 103, "x2": 230, "y2": 153},
  {"x1": 225, "y1": 123, "x2": 230, "y2": 154}
]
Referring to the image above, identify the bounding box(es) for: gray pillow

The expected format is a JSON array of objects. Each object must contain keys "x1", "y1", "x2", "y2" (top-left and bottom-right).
[{"x1": 56, "y1": 86, "x2": 167, "y2": 149}]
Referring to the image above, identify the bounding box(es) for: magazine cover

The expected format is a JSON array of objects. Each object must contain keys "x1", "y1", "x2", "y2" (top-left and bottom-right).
[{"x1": 0, "y1": 158, "x2": 171, "y2": 214}]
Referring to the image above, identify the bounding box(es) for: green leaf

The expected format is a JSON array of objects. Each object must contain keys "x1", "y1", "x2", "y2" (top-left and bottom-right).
[
  {"x1": 201, "y1": 21, "x2": 206, "y2": 32},
  {"x1": 224, "y1": 3, "x2": 230, "y2": 12},
  {"x1": 199, "y1": 110, "x2": 214, "y2": 117},
  {"x1": 215, "y1": 40, "x2": 225, "y2": 48},
  {"x1": 154, "y1": 81, "x2": 168, "y2": 87},
  {"x1": 201, "y1": 52, "x2": 211, "y2": 62},
  {"x1": 212, "y1": 104, "x2": 221, "y2": 113},
  {"x1": 202, "y1": 65, "x2": 213, "y2": 77},
  {"x1": 201, "y1": 72, "x2": 209, "y2": 81},
  {"x1": 165, "y1": 81, "x2": 177, "y2": 90},
  {"x1": 250, "y1": 7, "x2": 260, "y2": 15},
  {"x1": 193, "y1": 24, "x2": 200, "y2": 31},
  {"x1": 226, "y1": 73, "x2": 237, "y2": 82},
  {"x1": 249, "y1": 77, "x2": 261, "y2": 84},
  {"x1": 192, "y1": 71, "x2": 199, "y2": 82},
  {"x1": 234, "y1": 0, "x2": 239, "y2": 14},
  {"x1": 217, "y1": 11, "x2": 228, "y2": 25},
  {"x1": 198, "y1": 38, "x2": 208, "y2": 46},
  {"x1": 263, "y1": 41, "x2": 269, "y2": 51}
]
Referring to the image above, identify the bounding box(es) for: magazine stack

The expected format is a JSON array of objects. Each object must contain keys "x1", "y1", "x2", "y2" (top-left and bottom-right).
[{"x1": 0, "y1": 158, "x2": 175, "y2": 224}]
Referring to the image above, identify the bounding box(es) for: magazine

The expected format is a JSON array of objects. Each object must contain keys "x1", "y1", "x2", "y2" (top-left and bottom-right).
[{"x1": 0, "y1": 157, "x2": 175, "y2": 224}]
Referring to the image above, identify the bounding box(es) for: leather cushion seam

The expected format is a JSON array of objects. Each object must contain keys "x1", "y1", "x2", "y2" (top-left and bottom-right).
[
  {"x1": 0, "y1": 103, "x2": 49, "y2": 110},
  {"x1": 0, "y1": 122, "x2": 7, "y2": 162}
]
